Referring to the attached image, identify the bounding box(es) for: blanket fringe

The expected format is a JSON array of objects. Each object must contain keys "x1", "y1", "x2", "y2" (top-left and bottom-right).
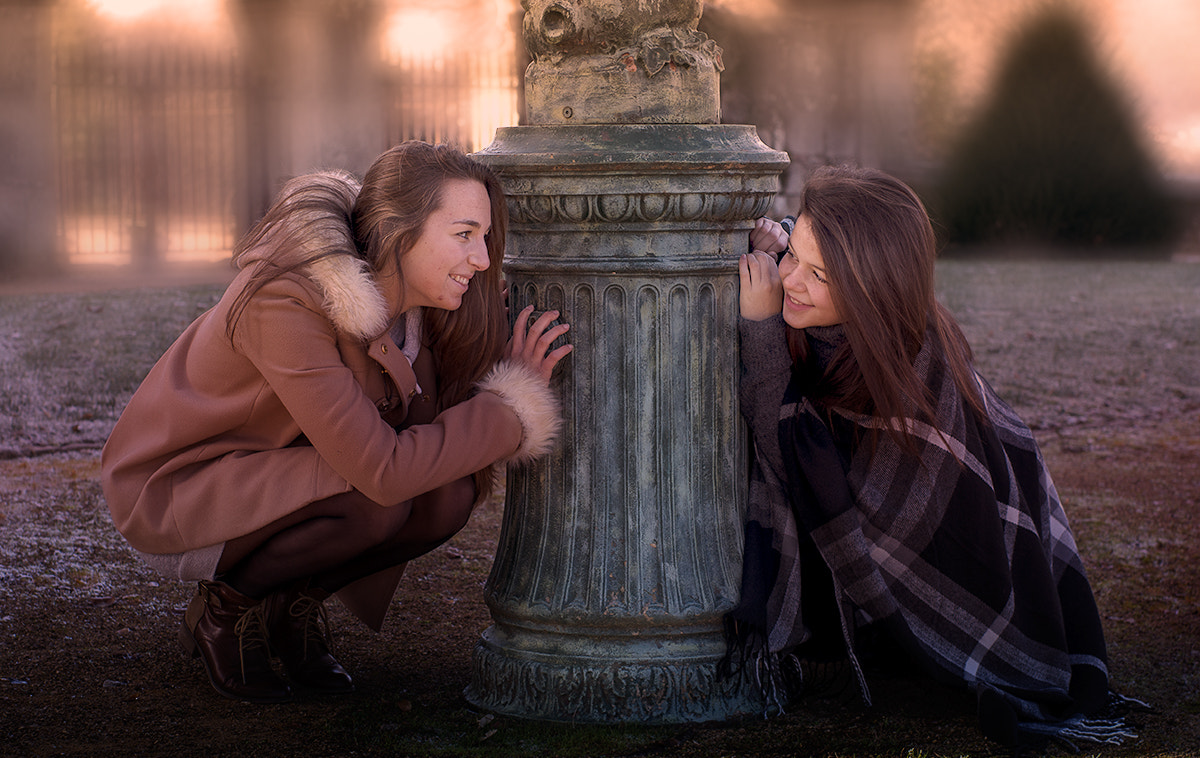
[
  {"x1": 1017, "y1": 716, "x2": 1138, "y2": 752},
  {"x1": 721, "y1": 618, "x2": 805, "y2": 718},
  {"x1": 980, "y1": 686, "x2": 1149, "y2": 752}
]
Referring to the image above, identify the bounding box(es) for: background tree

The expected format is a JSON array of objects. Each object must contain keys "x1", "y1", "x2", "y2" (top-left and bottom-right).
[{"x1": 933, "y1": 5, "x2": 1180, "y2": 251}]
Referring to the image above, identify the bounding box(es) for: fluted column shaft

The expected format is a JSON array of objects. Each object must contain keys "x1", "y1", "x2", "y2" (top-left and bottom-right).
[{"x1": 465, "y1": 124, "x2": 788, "y2": 722}]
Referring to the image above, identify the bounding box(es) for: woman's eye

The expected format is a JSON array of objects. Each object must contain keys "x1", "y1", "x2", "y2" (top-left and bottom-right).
[{"x1": 812, "y1": 269, "x2": 827, "y2": 284}]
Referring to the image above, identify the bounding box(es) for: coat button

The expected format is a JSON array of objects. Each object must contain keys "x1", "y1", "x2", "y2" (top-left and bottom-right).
[{"x1": 380, "y1": 344, "x2": 388, "y2": 354}]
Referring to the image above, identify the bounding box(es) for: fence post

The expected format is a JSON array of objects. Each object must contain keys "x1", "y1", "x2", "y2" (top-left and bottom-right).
[{"x1": 0, "y1": 2, "x2": 58, "y2": 275}]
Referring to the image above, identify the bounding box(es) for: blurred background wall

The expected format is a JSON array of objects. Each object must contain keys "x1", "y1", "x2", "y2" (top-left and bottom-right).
[
  {"x1": 0, "y1": 0, "x2": 522, "y2": 275},
  {"x1": 1, "y1": 0, "x2": 1197, "y2": 277}
]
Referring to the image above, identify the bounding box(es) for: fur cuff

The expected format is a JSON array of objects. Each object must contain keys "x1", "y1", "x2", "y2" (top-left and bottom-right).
[{"x1": 477, "y1": 360, "x2": 563, "y2": 464}]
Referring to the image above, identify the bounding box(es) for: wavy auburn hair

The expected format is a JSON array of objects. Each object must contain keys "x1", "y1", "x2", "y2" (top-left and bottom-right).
[
  {"x1": 351, "y1": 142, "x2": 509, "y2": 409},
  {"x1": 790, "y1": 165, "x2": 983, "y2": 457},
  {"x1": 355, "y1": 142, "x2": 509, "y2": 500}
]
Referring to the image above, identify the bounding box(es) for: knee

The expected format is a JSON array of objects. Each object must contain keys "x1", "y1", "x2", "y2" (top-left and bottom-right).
[
  {"x1": 336, "y1": 493, "x2": 413, "y2": 550},
  {"x1": 414, "y1": 477, "x2": 477, "y2": 542}
]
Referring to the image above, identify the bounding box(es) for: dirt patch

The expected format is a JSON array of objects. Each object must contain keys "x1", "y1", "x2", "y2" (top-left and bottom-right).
[
  {"x1": 0, "y1": 452, "x2": 506, "y2": 757},
  {"x1": 2, "y1": 418, "x2": 1197, "y2": 757}
]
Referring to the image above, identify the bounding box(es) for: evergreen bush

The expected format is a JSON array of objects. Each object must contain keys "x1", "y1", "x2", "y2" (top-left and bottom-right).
[{"x1": 934, "y1": 6, "x2": 1180, "y2": 251}]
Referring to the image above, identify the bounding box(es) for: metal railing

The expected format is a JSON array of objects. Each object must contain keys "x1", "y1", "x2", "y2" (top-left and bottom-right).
[{"x1": 51, "y1": 1, "x2": 521, "y2": 268}]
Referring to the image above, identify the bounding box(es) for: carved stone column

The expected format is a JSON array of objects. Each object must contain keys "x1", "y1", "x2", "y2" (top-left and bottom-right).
[{"x1": 465, "y1": 0, "x2": 788, "y2": 723}]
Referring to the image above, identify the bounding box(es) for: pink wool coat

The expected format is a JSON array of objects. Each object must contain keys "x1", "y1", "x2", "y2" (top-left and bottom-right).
[{"x1": 102, "y1": 242, "x2": 561, "y2": 629}]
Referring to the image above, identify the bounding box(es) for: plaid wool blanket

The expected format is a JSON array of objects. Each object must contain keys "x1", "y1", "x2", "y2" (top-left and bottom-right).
[{"x1": 727, "y1": 317, "x2": 1137, "y2": 750}]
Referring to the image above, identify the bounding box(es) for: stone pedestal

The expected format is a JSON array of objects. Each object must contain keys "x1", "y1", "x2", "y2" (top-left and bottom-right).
[
  {"x1": 465, "y1": 123, "x2": 787, "y2": 722},
  {"x1": 464, "y1": 0, "x2": 788, "y2": 723}
]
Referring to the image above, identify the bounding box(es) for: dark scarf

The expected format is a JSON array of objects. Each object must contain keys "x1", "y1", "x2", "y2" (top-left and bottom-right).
[{"x1": 726, "y1": 325, "x2": 1139, "y2": 750}]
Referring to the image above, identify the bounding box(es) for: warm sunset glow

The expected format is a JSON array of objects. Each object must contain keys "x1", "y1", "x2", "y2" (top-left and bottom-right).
[
  {"x1": 384, "y1": 7, "x2": 453, "y2": 62},
  {"x1": 915, "y1": 0, "x2": 1200, "y2": 175},
  {"x1": 89, "y1": 0, "x2": 222, "y2": 25},
  {"x1": 1105, "y1": 0, "x2": 1200, "y2": 174},
  {"x1": 705, "y1": 0, "x2": 783, "y2": 21},
  {"x1": 63, "y1": 215, "x2": 234, "y2": 266},
  {"x1": 89, "y1": 0, "x2": 161, "y2": 20}
]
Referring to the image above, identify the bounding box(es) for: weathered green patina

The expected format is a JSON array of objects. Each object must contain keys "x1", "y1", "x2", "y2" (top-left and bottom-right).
[{"x1": 466, "y1": 0, "x2": 788, "y2": 723}]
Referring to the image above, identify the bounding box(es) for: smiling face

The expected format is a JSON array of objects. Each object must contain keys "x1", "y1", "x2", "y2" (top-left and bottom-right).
[
  {"x1": 777, "y1": 215, "x2": 843, "y2": 330},
  {"x1": 396, "y1": 179, "x2": 492, "y2": 312}
]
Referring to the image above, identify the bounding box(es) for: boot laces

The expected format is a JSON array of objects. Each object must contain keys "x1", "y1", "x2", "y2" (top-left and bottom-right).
[
  {"x1": 288, "y1": 594, "x2": 334, "y2": 659},
  {"x1": 232, "y1": 603, "x2": 272, "y2": 683}
]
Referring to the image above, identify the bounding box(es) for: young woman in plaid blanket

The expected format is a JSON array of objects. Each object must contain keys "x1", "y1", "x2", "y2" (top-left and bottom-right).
[{"x1": 729, "y1": 164, "x2": 1139, "y2": 749}]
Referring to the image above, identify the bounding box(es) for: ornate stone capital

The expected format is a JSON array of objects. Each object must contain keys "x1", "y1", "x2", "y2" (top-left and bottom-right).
[
  {"x1": 507, "y1": 189, "x2": 774, "y2": 226},
  {"x1": 479, "y1": 124, "x2": 786, "y2": 236},
  {"x1": 520, "y1": 0, "x2": 723, "y2": 124}
]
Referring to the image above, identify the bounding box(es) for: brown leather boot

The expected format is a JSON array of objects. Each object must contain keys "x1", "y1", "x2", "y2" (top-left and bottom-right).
[
  {"x1": 266, "y1": 584, "x2": 354, "y2": 694},
  {"x1": 178, "y1": 580, "x2": 293, "y2": 703}
]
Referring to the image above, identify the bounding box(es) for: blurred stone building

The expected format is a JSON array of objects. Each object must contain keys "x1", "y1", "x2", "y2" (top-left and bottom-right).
[
  {"x1": 1, "y1": 3, "x2": 58, "y2": 275},
  {"x1": 703, "y1": 0, "x2": 920, "y2": 216},
  {"x1": 0, "y1": 0, "x2": 525, "y2": 274},
  {"x1": 0, "y1": 0, "x2": 934, "y2": 274}
]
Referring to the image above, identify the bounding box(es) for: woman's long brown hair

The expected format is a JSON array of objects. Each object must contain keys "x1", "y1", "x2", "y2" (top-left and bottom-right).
[
  {"x1": 351, "y1": 142, "x2": 508, "y2": 410},
  {"x1": 226, "y1": 169, "x2": 364, "y2": 341},
  {"x1": 789, "y1": 165, "x2": 983, "y2": 458}
]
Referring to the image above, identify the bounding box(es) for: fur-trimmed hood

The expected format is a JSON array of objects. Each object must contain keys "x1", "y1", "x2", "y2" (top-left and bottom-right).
[
  {"x1": 238, "y1": 170, "x2": 391, "y2": 341},
  {"x1": 238, "y1": 170, "x2": 562, "y2": 466},
  {"x1": 303, "y1": 255, "x2": 391, "y2": 341}
]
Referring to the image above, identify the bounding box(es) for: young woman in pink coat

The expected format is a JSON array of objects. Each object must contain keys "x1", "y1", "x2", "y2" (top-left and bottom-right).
[{"x1": 102, "y1": 141, "x2": 571, "y2": 704}]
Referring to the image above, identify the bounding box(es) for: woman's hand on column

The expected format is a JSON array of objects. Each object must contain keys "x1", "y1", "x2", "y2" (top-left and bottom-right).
[
  {"x1": 507, "y1": 305, "x2": 573, "y2": 383},
  {"x1": 749, "y1": 217, "x2": 789, "y2": 256},
  {"x1": 739, "y1": 251, "x2": 783, "y2": 321}
]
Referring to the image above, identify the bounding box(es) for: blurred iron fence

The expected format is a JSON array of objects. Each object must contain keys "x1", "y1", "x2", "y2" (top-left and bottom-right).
[
  {"x1": 384, "y1": 34, "x2": 521, "y2": 157},
  {"x1": 53, "y1": 27, "x2": 243, "y2": 267},
  {"x1": 51, "y1": 2, "x2": 520, "y2": 268}
]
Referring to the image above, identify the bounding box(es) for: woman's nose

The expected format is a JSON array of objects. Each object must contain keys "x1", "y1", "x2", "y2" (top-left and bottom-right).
[
  {"x1": 781, "y1": 266, "x2": 805, "y2": 291},
  {"x1": 469, "y1": 241, "x2": 490, "y2": 271}
]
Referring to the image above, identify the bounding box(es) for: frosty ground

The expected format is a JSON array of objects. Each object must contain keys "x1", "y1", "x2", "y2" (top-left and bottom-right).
[{"x1": 1, "y1": 259, "x2": 1198, "y2": 757}]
